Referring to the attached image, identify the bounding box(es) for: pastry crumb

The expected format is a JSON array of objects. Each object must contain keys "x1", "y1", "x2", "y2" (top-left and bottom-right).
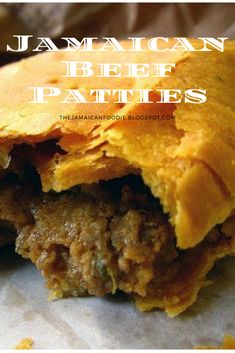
[
  {"x1": 14, "y1": 338, "x2": 33, "y2": 350},
  {"x1": 196, "y1": 334, "x2": 235, "y2": 349}
]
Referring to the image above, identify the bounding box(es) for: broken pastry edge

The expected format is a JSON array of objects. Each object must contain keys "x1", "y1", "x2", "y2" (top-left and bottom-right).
[
  {"x1": 0, "y1": 103, "x2": 234, "y2": 251},
  {"x1": 135, "y1": 235, "x2": 235, "y2": 317}
]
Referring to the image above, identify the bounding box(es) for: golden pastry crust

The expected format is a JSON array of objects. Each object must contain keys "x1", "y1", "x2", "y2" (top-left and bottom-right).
[
  {"x1": 0, "y1": 39, "x2": 234, "y2": 249},
  {"x1": 14, "y1": 338, "x2": 33, "y2": 350}
]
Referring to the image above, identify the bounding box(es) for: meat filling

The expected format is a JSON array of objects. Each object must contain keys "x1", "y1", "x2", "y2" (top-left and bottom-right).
[{"x1": 0, "y1": 174, "x2": 234, "y2": 315}]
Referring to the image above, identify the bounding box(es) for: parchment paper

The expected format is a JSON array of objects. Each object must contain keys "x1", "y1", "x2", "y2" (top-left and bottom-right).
[{"x1": 0, "y1": 3, "x2": 235, "y2": 349}]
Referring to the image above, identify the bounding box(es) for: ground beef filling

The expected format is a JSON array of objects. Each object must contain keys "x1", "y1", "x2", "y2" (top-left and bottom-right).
[{"x1": 0, "y1": 175, "x2": 232, "y2": 303}]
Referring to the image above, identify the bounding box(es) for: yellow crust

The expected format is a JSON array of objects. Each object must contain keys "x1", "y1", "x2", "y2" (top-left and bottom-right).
[
  {"x1": 0, "y1": 40, "x2": 235, "y2": 249},
  {"x1": 14, "y1": 338, "x2": 33, "y2": 350}
]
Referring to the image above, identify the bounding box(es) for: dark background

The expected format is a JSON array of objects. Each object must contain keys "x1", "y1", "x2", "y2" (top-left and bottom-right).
[{"x1": 0, "y1": 3, "x2": 234, "y2": 66}]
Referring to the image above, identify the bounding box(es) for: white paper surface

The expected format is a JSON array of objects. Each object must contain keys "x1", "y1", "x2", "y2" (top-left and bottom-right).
[{"x1": 1, "y1": 245, "x2": 235, "y2": 349}]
